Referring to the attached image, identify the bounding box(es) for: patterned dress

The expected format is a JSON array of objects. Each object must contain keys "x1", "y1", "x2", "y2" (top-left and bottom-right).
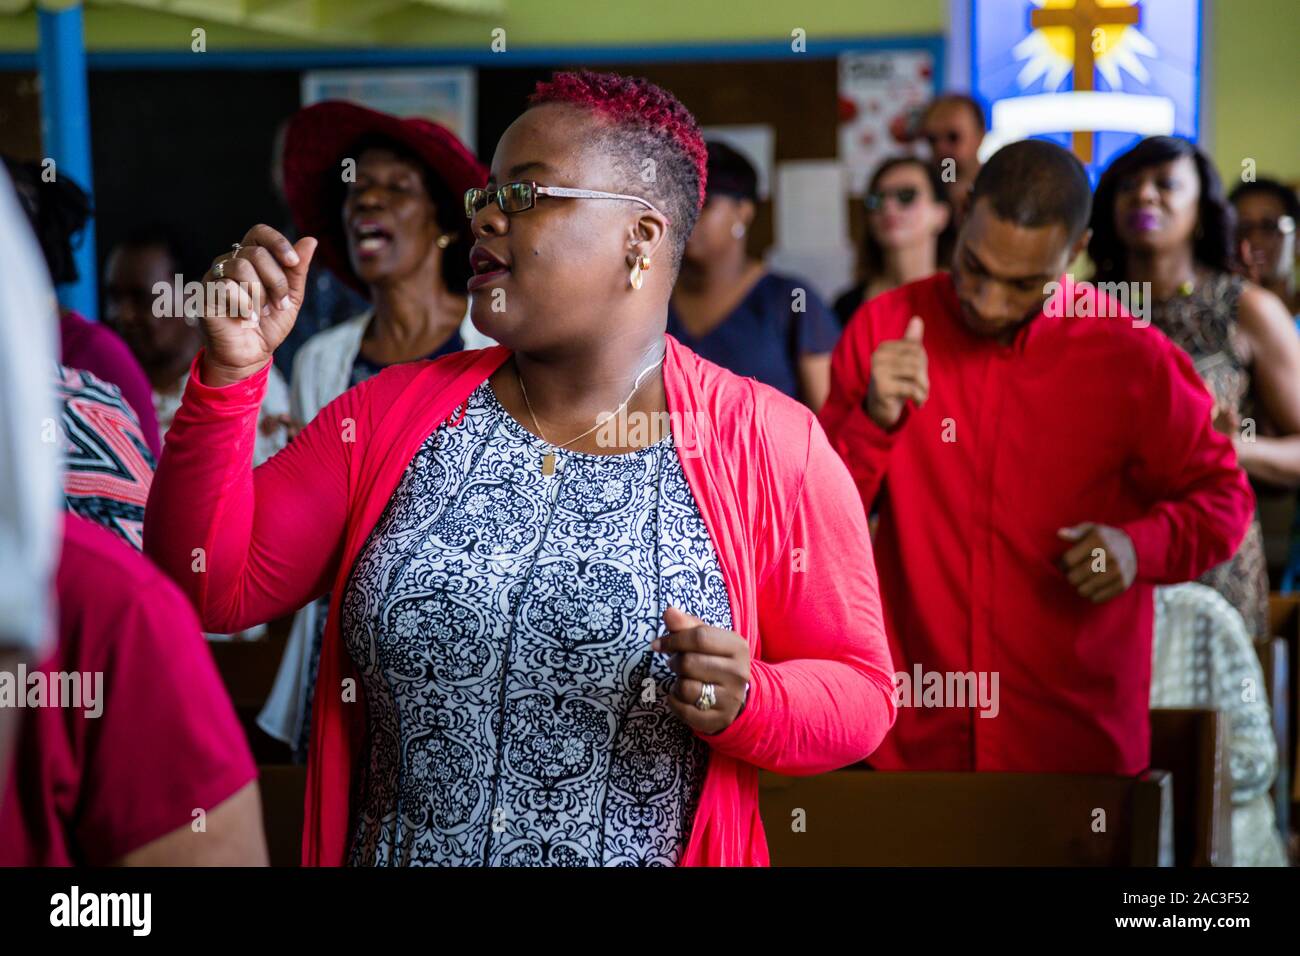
[
  {"x1": 1149, "y1": 273, "x2": 1268, "y2": 638},
  {"x1": 340, "y1": 382, "x2": 731, "y2": 866}
]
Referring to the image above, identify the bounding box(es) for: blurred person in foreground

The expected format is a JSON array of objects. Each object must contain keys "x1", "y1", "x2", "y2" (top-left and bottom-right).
[
  {"x1": 0, "y1": 164, "x2": 61, "y2": 795},
  {"x1": 0, "y1": 515, "x2": 267, "y2": 866},
  {"x1": 0, "y1": 171, "x2": 264, "y2": 867}
]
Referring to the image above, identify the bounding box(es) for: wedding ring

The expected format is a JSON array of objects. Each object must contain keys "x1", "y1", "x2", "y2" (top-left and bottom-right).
[{"x1": 695, "y1": 682, "x2": 717, "y2": 712}]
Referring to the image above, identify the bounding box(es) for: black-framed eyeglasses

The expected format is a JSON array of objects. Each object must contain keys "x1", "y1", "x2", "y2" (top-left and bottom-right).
[
  {"x1": 464, "y1": 180, "x2": 670, "y2": 223},
  {"x1": 865, "y1": 187, "x2": 920, "y2": 212}
]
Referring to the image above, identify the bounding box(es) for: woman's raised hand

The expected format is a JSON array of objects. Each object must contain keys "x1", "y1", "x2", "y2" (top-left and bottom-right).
[{"x1": 199, "y1": 225, "x2": 317, "y2": 387}]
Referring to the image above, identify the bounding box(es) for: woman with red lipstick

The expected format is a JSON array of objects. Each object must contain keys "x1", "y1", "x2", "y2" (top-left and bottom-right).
[
  {"x1": 144, "y1": 70, "x2": 895, "y2": 866},
  {"x1": 256, "y1": 103, "x2": 489, "y2": 758},
  {"x1": 1090, "y1": 136, "x2": 1300, "y2": 637}
]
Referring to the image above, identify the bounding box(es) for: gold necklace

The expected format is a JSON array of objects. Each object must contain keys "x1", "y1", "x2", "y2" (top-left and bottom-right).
[{"x1": 516, "y1": 352, "x2": 666, "y2": 476}]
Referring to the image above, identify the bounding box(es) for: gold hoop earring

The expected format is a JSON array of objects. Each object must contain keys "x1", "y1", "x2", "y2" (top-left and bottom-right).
[
  {"x1": 435, "y1": 234, "x2": 452, "y2": 249},
  {"x1": 630, "y1": 253, "x2": 651, "y2": 290}
]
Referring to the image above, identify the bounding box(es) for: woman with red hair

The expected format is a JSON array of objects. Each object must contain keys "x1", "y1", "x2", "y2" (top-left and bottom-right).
[{"x1": 145, "y1": 70, "x2": 895, "y2": 866}]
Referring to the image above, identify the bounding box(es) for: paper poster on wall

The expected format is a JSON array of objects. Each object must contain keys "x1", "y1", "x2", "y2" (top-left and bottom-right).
[
  {"x1": 699, "y1": 125, "x2": 774, "y2": 201},
  {"x1": 768, "y1": 160, "x2": 854, "y2": 302},
  {"x1": 838, "y1": 50, "x2": 937, "y2": 195},
  {"x1": 302, "y1": 68, "x2": 476, "y2": 146}
]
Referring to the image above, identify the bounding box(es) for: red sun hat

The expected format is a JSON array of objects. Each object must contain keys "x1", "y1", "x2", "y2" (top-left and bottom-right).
[{"x1": 281, "y1": 100, "x2": 487, "y2": 296}]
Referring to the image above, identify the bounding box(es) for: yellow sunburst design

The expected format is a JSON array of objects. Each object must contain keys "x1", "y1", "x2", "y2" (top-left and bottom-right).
[{"x1": 1015, "y1": 0, "x2": 1158, "y2": 92}]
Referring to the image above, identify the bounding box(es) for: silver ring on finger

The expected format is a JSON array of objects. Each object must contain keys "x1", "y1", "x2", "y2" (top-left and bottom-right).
[
  {"x1": 694, "y1": 682, "x2": 717, "y2": 712},
  {"x1": 212, "y1": 260, "x2": 226, "y2": 279},
  {"x1": 230, "y1": 241, "x2": 243, "y2": 257}
]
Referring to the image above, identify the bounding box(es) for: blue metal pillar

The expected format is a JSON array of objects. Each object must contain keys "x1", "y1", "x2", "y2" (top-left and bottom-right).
[{"x1": 37, "y1": 2, "x2": 97, "y2": 321}]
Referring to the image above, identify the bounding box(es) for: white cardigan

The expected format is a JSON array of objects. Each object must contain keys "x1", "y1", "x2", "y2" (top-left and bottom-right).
[{"x1": 258, "y1": 307, "x2": 493, "y2": 748}]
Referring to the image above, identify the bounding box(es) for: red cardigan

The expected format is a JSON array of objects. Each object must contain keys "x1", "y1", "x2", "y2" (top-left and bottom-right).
[{"x1": 145, "y1": 334, "x2": 896, "y2": 866}]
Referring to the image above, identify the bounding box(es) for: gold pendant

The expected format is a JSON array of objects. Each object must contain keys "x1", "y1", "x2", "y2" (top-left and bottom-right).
[{"x1": 541, "y1": 452, "x2": 556, "y2": 476}]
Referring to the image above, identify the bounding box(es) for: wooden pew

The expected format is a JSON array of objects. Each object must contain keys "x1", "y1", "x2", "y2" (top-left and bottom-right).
[
  {"x1": 1149, "y1": 708, "x2": 1232, "y2": 866},
  {"x1": 261, "y1": 766, "x2": 1173, "y2": 867},
  {"x1": 759, "y1": 768, "x2": 1173, "y2": 866},
  {"x1": 258, "y1": 764, "x2": 306, "y2": 867}
]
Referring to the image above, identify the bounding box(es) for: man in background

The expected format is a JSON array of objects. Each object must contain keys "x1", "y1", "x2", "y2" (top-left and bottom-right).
[
  {"x1": 920, "y1": 93, "x2": 985, "y2": 228},
  {"x1": 821, "y1": 140, "x2": 1253, "y2": 775}
]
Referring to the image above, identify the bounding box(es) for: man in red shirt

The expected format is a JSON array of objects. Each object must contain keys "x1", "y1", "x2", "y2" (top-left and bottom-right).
[{"x1": 820, "y1": 140, "x2": 1253, "y2": 774}]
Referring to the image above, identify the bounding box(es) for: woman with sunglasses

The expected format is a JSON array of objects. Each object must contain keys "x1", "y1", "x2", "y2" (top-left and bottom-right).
[
  {"x1": 145, "y1": 70, "x2": 895, "y2": 866},
  {"x1": 833, "y1": 156, "x2": 954, "y2": 327},
  {"x1": 668, "y1": 141, "x2": 840, "y2": 411},
  {"x1": 1090, "y1": 136, "x2": 1300, "y2": 638}
]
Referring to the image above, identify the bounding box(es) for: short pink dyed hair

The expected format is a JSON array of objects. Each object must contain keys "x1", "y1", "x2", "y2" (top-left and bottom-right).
[{"x1": 529, "y1": 70, "x2": 708, "y2": 265}]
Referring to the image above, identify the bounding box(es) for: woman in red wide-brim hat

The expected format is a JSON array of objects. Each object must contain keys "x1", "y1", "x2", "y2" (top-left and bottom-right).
[{"x1": 257, "y1": 101, "x2": 489, "y2": 759}]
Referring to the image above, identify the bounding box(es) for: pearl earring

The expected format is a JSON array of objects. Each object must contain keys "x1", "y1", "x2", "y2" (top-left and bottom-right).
[
  {"x1": 731, "y1": 222, "x2": 746, "y2": 239},
  {"x1": 435, "y1": 234, "x2": 451, "y2": 249}
]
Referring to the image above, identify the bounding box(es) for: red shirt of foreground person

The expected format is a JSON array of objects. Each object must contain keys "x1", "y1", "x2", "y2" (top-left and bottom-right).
[
  {"x1": 820, "y1": 141, "x2": 1254, "y2": 775},
  {"x1": 0, "y1": 515, "x2": 258, "y2": 865}
]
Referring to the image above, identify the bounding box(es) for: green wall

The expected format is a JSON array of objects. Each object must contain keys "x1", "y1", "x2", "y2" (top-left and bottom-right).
[
  {"x1": 0, "y1": 0, "x2": 948, "y2": 47},
  {"x1": 1210, "y1": 0, "x2": 1299, "y2": 187}
]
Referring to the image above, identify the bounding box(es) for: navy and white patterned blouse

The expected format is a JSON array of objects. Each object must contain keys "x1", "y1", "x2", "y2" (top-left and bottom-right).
[{"x1": 340, "y1": 380, "x2": 732, "y2": 866}]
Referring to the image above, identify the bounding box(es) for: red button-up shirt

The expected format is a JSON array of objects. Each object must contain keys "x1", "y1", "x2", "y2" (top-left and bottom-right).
[{"x1": 820, "y1": 273, "x2": 1254, "y2": 774}]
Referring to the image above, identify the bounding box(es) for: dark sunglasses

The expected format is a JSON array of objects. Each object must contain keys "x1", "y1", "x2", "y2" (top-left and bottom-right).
[
  {"x1": 865, "y1": 187, "x2": 920, "y2": 212},
  {"x1": 464, "y1": 180, "x2": 669, "y2": 222}
]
